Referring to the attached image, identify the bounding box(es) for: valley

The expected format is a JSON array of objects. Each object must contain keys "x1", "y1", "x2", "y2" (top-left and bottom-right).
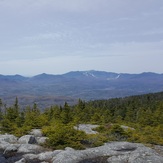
[{"x1": 1, "y1": 70, "x2": 163, "y2": 108}]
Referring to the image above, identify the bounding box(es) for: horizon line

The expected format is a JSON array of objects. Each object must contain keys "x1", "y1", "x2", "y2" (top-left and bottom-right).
[{"x1": 0, "y1": 70, "x2": 163, "y2": 77}]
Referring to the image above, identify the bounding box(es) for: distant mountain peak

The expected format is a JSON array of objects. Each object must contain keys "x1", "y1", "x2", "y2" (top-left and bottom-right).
[{"x1": 0, "y1": 70, "x2": 163, "y2": 108}]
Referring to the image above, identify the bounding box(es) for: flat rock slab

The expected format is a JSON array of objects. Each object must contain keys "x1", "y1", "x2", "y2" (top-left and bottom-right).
[
  {"x1": 52, "y1": 142, "x2": 163, "y2": 163},
  {"x1": 0, "y1": 131, "x2": 163, "y2": 163},
  {"x1": 74, "y1": 124, "x2": 99, "y2": 134}
]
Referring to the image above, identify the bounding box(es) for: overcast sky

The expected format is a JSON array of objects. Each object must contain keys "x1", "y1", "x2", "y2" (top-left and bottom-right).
[{"x1": 0, "y1": 0, "x2": 163, "y2": 76}]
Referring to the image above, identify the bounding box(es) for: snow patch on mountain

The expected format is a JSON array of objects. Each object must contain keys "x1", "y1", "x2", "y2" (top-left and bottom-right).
[
  {"x1": 116, "y1": 74, "x2": 120, "y2": 79},
  {"x1": 83, "y1": 72, "x2": 97, "y2": 78},
  {"x1": 107, "y1": 74, "x2": 120, "y2": 80}
]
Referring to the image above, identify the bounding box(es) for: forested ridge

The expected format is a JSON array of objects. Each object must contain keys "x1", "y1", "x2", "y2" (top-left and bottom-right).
[
  {"x1": 1, "y1": 71, "x2": 163, "y2": 108},
  {"x1": 0, "y1": 92, "x2": 163, "y2": 150}
]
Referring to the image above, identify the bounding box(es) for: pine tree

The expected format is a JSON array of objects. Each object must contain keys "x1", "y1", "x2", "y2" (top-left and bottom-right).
[
  {"x1": 0, "y1": 99, "x2": 3, "y2": 121},
  {"x1": 61, "y1": 102, "x2": 72, "y2": 124}
]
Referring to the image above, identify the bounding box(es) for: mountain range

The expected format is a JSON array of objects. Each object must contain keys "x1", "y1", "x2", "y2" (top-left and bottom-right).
[{"x1": 0, "y1": 70, "x2": 163, "y2": 108}]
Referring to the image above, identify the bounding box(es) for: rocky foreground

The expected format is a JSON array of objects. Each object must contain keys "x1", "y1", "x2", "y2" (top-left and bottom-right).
[{"x1": 0, "y1": 128, "x2": 163, "y2": 163}]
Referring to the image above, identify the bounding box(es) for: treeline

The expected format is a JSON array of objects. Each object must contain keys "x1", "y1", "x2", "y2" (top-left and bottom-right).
[
  {"x1": 87, "y1": 92, "x2": 163, "y2": 125},
  {"x1": 0, "y1": 92, "x2": 163, "y2": 149}
]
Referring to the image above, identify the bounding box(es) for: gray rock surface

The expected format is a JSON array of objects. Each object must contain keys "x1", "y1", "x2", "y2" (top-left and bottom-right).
[
  {"x1": 0, "y1": 130, "x2": 163, "y2": 163},
  {"x1": 3, "y1": 144, "x2": 20, "y2": 156},
  {"x1": 154, "y1": 145, "x2": 163, "y2": 155},
  {"x1": 29, "y1": 129, "x2": 43, "y2": 137},
  {"x1": 22, "y1": 150, "x2": 63, "y2": 162},
  {"x1": 52, "y1": 142, "x2": 163, "y2": 163},
  {"x1": 74, "y1": 124, "x2": 99, "y2": 134},
  {"x1": 36, "y1": 136, "x2": 48, "y2": 145},
  {"x1": 107, "y1": 153, "x2": 163, "y2": 163},
  {"x1": 120, "y1": 125, "x2": 135, "y2": 131},
  {"x1": 18, "y1": 135, "x2": 38, "y2": 144},
  {"x1": 18, "y1": 144, "x2": 44, "y2": 153},
  {"x1": 38, "y1": 151, "x2": 54, "y2": 161},
  {"x1": 15, "y1": 158, "x2": 26, "y2": 163},
  {"x1": 23, "y1": 153, "x2": 38, "y2": 160},
  {"x1": 0, "y1": 141, "x2": 10, "y2": 150},
  {"x1": 0, "y1": 134, "x2": 18, "y2": 143}
]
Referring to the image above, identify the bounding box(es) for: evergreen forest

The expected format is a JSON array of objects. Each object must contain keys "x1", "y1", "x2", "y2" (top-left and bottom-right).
[{"x1": 0, "y1": 92, "x2": 163, "y2": 150}]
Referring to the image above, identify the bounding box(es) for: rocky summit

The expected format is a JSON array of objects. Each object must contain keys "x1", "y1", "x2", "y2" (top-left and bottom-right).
[{"x1": 0, "y1": 129, "x2": 163, "y2": 163}]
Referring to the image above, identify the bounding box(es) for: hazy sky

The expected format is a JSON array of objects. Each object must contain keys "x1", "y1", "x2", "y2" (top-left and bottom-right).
[{"x1": 0, "y1": 0, "x2": 163, "y2": 76}]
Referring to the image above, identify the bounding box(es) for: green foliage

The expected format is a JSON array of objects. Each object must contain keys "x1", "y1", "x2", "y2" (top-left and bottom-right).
[
  {"x1": 0, "y1": 92, "x2": 163, "y2": 148},
  {"x1": 60, "y1": 102, "x2": 72, "y2": 124},
  {"x1": 108, "y1": 125, "x2": 129, "y2": 141},
  {"x1": 43, "y1": 124, "x2": 87, "y2": 150},
  {"x1": 0, "y1": 98, "x2": 3, "y2": 121},
  {"x1": 130, "y1": 125, "x2": 163, "y2": 145},
  {"x1": 1, "y1": 118, "x2": 17, "y2": 133},
  {"x1": 13, "y1": 126, "x2": 31, "y2": 137},
  {"x1": 83, "y1": 134, "x2": 107, "y2": 148},
  {"x1": 94, "y1": 125, "x2": 107, "y2": 133}
]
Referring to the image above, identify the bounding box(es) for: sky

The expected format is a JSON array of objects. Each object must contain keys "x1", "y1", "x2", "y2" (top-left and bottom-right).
[{"x1": 0, "y1": 0, "x2": 163, "y2": 76}]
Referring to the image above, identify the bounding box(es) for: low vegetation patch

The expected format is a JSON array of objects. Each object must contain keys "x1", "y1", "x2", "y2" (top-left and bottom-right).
[{"x1": 0, "y1": 92, "x2": 163, "y2": 149}]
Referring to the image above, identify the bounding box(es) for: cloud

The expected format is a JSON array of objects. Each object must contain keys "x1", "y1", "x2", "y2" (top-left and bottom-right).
[
  {"x1": 0, "y1": 0, "x2": 163, "y2": 74},
  {"x1": 143, "y1": 29, "x2": 163, "y2": 36},
  {"x1": 1, "y1": 51, "x2": 163, "y2": 76},
  {"x1": 0, "y1": 0, "x2": 103, "y2": 14},
  {"x1": 107, "y1": 40, "x2": 163, "y2": 56},
  {"x1": 24, "y1": 32, "x2": 66, "y2": 41},
  {"x1": 2, "y1": 0, "x2": 162, "y2": 17}
]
